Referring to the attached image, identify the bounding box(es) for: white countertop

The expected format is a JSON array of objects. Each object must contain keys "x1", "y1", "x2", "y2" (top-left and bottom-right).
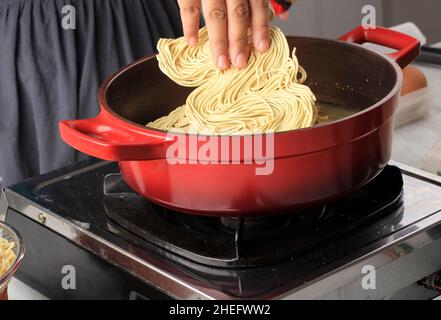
[{"x1": 7, "y1": 278, "x2": 48, "y2": 300}]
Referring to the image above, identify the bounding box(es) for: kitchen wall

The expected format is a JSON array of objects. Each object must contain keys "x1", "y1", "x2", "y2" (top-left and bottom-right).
[
  {"x1": 382, "y1": 0, "x2": 441, "y2": 44},
  {"x1": 275, "y1": 0, "x2": 384, "y2": 38},
  {"x1": 276, "y1": 0, "x2": 440, "y2": 44}
]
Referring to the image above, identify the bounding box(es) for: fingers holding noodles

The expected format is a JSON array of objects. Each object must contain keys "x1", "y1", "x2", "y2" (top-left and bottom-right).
[{"x1": 150, "y1": 26, "x2": 317, "y2": 135}]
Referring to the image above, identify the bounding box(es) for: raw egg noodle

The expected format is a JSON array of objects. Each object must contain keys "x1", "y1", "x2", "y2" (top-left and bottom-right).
[
  {"x1": 148, "y1": 26, "x2": 317, "y2": 135},
  {"x1": 0, "y1": 237, "x2": 16, "y2": 277}
]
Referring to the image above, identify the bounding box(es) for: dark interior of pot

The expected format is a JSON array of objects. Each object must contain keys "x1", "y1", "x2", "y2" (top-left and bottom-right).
[{"x1": 105, "y1": 37, "x2": 399, "y2": 128}]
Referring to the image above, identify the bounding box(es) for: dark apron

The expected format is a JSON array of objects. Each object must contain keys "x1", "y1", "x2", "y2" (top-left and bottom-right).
[{"x1": 0, "y1": 0, "x2": 182, "y2": 186}]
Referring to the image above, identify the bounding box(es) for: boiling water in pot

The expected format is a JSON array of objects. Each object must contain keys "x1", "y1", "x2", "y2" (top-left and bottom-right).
[{"x1": 316, "y1": 102, "x2": 358, "y2": 124}]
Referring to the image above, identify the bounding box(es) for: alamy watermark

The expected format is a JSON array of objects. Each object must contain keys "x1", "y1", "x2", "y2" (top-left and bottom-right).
[
  {"x1": 165, "y1": 126, "x2": 275, "y2": 176},
  {"x1": 361, "y1": 4, "x2": 377, "y2": 29},
  {"x1": 361, "y1": 265, "x2": 377, "y2": 290},
  {"x1": 61, "y1": 5, "x2": 76, "y2": 30},
  {"x1": 61, "y1": 265, "x2": 76, "y2": 290}
]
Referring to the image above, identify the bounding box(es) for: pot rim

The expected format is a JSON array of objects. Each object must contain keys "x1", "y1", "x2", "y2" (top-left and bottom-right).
[{"x1": 97, "y1": 36, "x2": 404, "y2": 138}]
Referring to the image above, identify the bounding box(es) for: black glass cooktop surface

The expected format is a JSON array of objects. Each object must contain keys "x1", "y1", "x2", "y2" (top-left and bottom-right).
[{"x1": 103, "y1": 166, "x2": 404, "y2": 268}]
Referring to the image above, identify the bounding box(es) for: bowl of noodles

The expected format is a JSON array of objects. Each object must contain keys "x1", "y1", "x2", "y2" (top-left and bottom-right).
[{"x1": 0, "y1": 221, "x2": 25, "y2": 300}]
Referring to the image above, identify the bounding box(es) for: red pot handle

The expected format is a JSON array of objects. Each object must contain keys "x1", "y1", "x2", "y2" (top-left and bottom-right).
[
  {"x1": 59, "y1": 114, "x2": 171, "y2": 161},
  {"x1": 271, "y1": 0, "x2": 292, "y2": 15},
  {"x1": 339, "y1": 26, "x2": 420, "y2": 69}
]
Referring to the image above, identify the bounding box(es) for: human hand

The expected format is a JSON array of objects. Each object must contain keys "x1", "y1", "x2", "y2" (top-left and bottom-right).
[{"x1": 177, "y1": 0, "x2": 272, "y2": 70}]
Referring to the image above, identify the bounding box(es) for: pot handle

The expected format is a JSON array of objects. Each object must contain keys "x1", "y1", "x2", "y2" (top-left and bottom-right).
[
  {"x1": 59, "y1": 115, "x2": 171, "y2": 161},
  {"x1": 339, "y1": 26, "x2": 421, "y2": 68}
]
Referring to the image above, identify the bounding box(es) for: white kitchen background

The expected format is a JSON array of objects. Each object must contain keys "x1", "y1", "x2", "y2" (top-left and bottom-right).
[{"x1": 276, "y1": 0, "x2": 441, "y2": 44}]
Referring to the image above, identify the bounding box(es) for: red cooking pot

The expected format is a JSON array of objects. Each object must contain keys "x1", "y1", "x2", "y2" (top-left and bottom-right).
[{"x1": 59, "y1": 26, "x2": 420, "y2": 217}]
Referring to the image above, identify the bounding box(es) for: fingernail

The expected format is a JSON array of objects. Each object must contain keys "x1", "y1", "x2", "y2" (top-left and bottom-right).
[
  {"x1": 217, "y1": 55, "x2": 229, "y2": 69},
  {"x1": 234, "y1": 53, "x2": 247, "y2": 69},
  {"x1": 258, "y1": 39, "x2": 269, "y2": 52}
]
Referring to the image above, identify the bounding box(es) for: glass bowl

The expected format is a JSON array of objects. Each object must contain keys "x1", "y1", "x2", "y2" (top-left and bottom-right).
[{"x1": 0, "y1": 221, "x2": 25, "y2": 300}]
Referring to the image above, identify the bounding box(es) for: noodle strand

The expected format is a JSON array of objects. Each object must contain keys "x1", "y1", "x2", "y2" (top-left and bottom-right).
[{"x1": 148, "y1": 26, "x2": 317, "y2": 135}]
